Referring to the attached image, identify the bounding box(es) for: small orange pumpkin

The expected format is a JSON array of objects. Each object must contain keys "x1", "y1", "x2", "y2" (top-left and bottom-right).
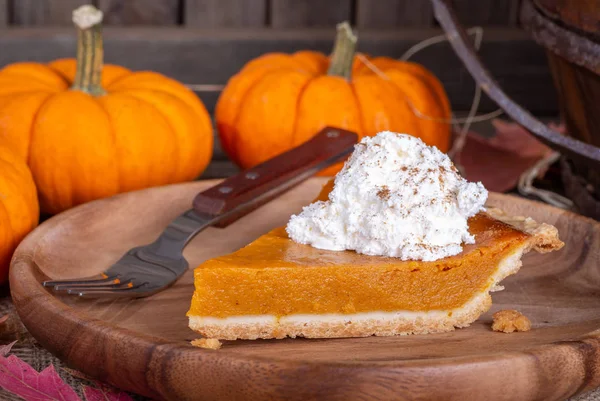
[
  {"x1": 216, "y1": 22, "x2": 451, "y2": 175},
  {"x1": 0, "y1": 144, "x2": 39, "y2": 284},
  {"x1": 0, "y1": 5, "x2": 213, "y2": 214}
]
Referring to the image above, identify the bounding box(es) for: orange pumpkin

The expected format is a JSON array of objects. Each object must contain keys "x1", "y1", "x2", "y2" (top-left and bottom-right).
[
  {"x1": 0, "y1": 144, "x2": 39, "y2": 284},
  {"x1": 216, "y1": 22, "x2": 451, "y2": 175},
  {"x1": 0, "y1": 5, "x2": 213, "y2": 214}
]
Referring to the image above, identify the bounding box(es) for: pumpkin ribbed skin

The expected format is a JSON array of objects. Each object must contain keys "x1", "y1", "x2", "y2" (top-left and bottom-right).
[
  {"x1": 0, "y1": 145, "x2": 38, "y2": 284},
  {"x1": 0, "y1": 59, "x2": 213, "y2": 214},
  {"x1": 216, "y1": 50, "x2": 451, "y2": 175}
]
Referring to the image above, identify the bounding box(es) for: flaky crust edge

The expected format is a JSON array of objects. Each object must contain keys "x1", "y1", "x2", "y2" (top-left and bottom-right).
[
  {"x1": 485, "y1": 207, "x2": 564, "y2": 253},
  {"x1": 189, "y1": 209, "x2": 563, "y2": 340}
]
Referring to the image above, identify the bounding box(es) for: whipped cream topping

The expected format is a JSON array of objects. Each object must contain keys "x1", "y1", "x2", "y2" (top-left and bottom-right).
[{"x1": 286, "y1": 131, "x2": 488, "y2": 261}]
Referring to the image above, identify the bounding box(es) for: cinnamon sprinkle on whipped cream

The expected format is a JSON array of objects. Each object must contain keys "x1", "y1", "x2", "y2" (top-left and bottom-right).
[{"x1": 286, "y1": 131, "x2": 488, "y2": 261}]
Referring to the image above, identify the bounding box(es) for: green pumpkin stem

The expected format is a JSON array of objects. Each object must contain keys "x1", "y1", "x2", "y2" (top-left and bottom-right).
[
  {"x1": 71, "y1": 5, "x2": 106, "y2": 96},
  {"x1": 327, "y1": 21, "x2": 358, "y2": 81}
]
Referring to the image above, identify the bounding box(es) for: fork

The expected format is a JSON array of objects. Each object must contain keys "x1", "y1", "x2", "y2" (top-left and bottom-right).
[{"x1": 42, "y1": 127, "x2": 358, "y2": 298}]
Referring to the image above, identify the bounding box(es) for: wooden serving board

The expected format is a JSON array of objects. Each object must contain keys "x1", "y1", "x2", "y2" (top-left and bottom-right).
[{"x1": 10, "y1": 178, "x2": 600, "y2": 401}]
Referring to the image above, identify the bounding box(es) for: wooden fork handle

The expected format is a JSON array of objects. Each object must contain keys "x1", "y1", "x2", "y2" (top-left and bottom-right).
[{"x1": 192, "y1": 127, "x2": 358, "y2": 228}]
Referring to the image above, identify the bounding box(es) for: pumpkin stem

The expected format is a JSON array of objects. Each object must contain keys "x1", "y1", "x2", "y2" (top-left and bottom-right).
[
  {"x1": 327, "y1": 21, "x2": 357, "y2": 80},
  {"x1": 71, "y1": 5, "x2": 106, "y2": 96}
]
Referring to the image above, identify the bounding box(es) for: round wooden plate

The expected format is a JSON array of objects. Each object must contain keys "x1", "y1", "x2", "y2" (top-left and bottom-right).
[{"x1": 10, "y1": 179, "x2": 600, "y2": 401}]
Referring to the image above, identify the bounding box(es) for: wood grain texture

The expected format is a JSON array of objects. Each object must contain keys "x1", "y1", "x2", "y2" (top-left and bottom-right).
[
  {"x1": 452, "y1": 0, "x2": 521, "y2": 25},
  {"x1": 270, "y1": 0, "x2": 352, "y2": 28},
  {"x1": 546, "y1": 52, "x2": 600, "y2": 219},
  {"x1": 546, "y1": 53, "x2": 600, "y2": 150},
  {"x1": 0, "y1": 27, "x2": 558, "y2": 114},
  {"x1": 184, "y1": 0, "x2": 266, "y2": 27},
  {"x1": 11, "y1": 0, "x2": 91, "y2": 26},
  {"x1": 192, "y1": 127, "x2": 357, "y2": 224},
  {"x1": 0, "y1": 0, "x2": 7, "y2": 26},
  {"x1": 534, "y1": 0, "x2": 600, "y2": 36},
  {"x1": 9, "y1": 178, "x2": 600, "y2": 401},
  {"x1": 96, "y1": 0, "x2": 179, "y2": 25},
  {"x1": 356, "y1": 0, "x2": 433, "y2": 28}
]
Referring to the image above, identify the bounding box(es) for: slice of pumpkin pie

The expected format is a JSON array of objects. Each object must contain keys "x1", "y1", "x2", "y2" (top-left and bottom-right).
[{"x1": 187, "y1": 132, "x2": 563, "y2": 340}]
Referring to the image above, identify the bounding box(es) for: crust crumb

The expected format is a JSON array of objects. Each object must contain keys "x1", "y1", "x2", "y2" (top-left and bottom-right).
[
  {"x1": 492, "y1": 310, "x2": 531, "y2": 333},
  {"x1": 191, "y1": 338, "x2": 222, "y2": 350}
]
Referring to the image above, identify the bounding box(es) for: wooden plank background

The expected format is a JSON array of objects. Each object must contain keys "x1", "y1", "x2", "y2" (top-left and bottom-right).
[
  {"x1": 451, "y1": 0, "x2": 521, "y2": 26},
  {"x1": 356, "y1": 1, "x2": 433, "y2": 28},
  {"x1": 0, "y1": 0, "x2": 7, "y2": 26},
  {"x1": 12, "y1": 0, "x2": 91, "y2": 26},
  {"x1": 185, "y1": 0, "x2": 267, "y2": 28},
  {"x1": 97, "y1": 0, "x2": 180, "y2": 26},
  {"x1": 0, "y1": 0, "x2": 523, "y2": 27},
  {"x1": 270, "y1": 0, "x2": 353, "y2": 28}
]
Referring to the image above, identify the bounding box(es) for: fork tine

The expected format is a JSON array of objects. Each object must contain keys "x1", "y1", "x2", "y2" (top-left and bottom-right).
[
  {"x1": 43, "y1": 275, "x2": 119, "y2": 288},
  {"x1": 73, "y1": 284, "x2": 147, "y2": 298},
  {"x1": 56, "y1": 280, "x2": 134, "y2": 293}
]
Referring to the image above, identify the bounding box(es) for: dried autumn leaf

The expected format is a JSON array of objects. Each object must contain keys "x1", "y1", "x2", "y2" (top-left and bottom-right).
[
  {"x1": 0, "y1": 358, "x2": 81, "y2": 401},
  {"x1": 0, "y1": 341, "x2": 134, "y2": 401},
  {"x1": 484, "y1": 119, "x2": 555, "y2": 158},
  {"x1": 457, "y1": 119, "x2": 565, "y2": 193}
]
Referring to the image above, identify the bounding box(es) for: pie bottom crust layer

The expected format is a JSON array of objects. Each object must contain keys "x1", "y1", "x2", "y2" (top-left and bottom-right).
[{"x1": 188, "y1": 208, "x2": 563, "y2": 340}]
